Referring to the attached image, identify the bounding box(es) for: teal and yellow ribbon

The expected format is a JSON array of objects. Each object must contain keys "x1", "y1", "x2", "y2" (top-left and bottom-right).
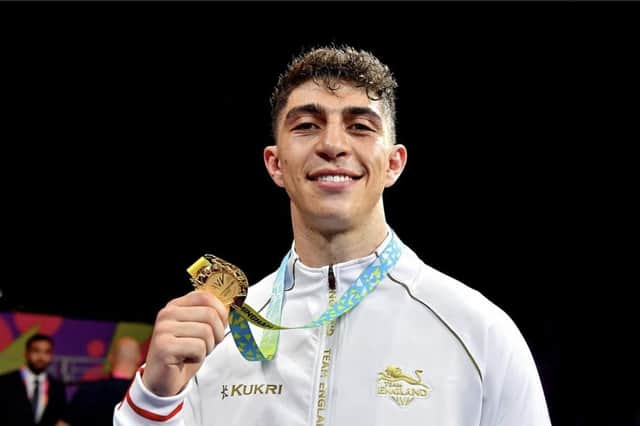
[{"x1": 229, "y1": 235, "x2": 401, "y2": 361}]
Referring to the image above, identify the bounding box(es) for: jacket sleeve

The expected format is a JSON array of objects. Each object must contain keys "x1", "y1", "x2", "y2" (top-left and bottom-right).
[
  {"x1": 113, "y1": 368, "x2": 194, "y2": 426},
  {"x1": 479, "y1": 312, "x2": 551, "y2": 426}
]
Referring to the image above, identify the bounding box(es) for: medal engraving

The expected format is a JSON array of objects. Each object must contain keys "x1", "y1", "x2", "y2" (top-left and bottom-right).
[{"x1": 188, "y1": 255, "x2": 248, "y2": 307}]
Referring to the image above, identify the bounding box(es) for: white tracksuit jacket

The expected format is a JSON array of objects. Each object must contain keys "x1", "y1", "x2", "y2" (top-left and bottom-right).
[{"x1": 115, "y1": 233, "x2": 551, "y2": 426}]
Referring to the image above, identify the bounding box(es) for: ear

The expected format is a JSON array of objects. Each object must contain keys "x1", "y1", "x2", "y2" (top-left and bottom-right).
[
  {"x1": 264, "y1": 145, "x2": 285, "y2": 188},
  {"x1": 385, "y1": 144, "x2": 407, "y2": 188}
]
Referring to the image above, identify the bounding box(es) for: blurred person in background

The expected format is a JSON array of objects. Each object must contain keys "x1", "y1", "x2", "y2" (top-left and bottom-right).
[
  {"x1": 0, "y1": 333, "x2": 67, "y2": 426},
  {"x1": 60, "y1": 336, "x2": 142, "y2": 426}
]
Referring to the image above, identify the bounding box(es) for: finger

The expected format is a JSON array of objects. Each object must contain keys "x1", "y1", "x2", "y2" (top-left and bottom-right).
[
  {"x1": 156, "y1": 306, "x2": 228, "y2": 347},
  {"x1": 169, "y1": 291, "x2": 229, "y2": 323},
  {"x1": 163, "y1": 305, "x2": 226, "y2": 325},
  {"x1": 171, "y1": 322, "x2": 216, "y2": 354},
  {"x1": 159, "y1": 303, "x2": 229, "y2": 335}
]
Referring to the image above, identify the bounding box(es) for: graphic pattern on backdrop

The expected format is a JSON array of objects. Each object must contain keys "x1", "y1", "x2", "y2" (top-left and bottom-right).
[{"x1": 0, "y1": 311, "x2": 152, "y2": 392}]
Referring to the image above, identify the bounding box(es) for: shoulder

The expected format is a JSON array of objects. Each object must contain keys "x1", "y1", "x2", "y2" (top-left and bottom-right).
[
  {"x1": 391, "y1": 240, "x2": 507, "y2": 324},
  {"x1": 0, "y1": 369, "x2": 21, "y2": 383},
  {"x1": 390, "y1": 240, "x2": 530, "y2": 379},
  {"x1": 413, "y1": 252, "x2": 511, "y2": 328}
]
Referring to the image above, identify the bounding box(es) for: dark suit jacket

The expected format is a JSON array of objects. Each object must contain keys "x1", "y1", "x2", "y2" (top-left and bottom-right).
[
  {"x1": 63, "y1": 377, "x2": 131, "y2": 426},
  {"x1": 0, "y1": 369, "x2": 67, "y2": 426}
]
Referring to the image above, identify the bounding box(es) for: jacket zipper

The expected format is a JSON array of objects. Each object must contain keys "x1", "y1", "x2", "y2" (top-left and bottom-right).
[
  {"x1": 324, "y1": 264, "x2": 340, "y2": 426},
  {"x1": 327, "y1": 264, "x2": 337, "y2": 336},
  {"x1": 312, "y1": 264, "x2": 338, "y2": 426}
]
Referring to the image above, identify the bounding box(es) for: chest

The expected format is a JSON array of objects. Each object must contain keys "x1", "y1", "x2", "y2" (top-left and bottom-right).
[{"x1": 193, "y1": 289, "x2": 482, "y2": 426}]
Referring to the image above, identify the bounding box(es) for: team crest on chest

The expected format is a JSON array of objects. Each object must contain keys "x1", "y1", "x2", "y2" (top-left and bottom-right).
[{"x1": 377, "y1": 365, "x2": 432, "y2": 407}]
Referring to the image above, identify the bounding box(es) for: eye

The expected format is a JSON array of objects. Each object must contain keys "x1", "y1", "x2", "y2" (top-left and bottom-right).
[
  {"x1": 292, "y1": 122, "x2": 318, "y2": 131},
  {"x1": 350, "y1": 123, "x2": 375, "y2": 132}
]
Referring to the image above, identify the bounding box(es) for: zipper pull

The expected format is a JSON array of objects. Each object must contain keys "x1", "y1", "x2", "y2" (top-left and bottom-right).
[{"x1": 328, "y1": 264, "x2": 336, "y2": 290}]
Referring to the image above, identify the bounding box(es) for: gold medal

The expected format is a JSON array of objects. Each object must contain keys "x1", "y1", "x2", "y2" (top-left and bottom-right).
[{"x1": 187, "y1": 254, "x2": 248, "y2": 308}]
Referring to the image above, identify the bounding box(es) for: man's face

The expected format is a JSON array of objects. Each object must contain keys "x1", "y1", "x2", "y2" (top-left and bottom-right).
[
  {"x1": 265, "y1": 80, "x2": 405, "y2": 231},
  {"x1": 25, "y1": 340, "x2": 53, "y2": 374}
]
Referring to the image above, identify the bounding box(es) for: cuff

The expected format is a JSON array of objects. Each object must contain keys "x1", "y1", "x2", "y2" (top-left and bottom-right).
[{"x1": 119, "y1": 367, "x2": 191, "y2": 423}]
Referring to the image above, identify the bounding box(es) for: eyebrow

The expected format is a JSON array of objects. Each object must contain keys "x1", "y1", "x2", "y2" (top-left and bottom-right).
[
  {"x1": 344, "y1": 106, "x2": 383, "y2": 127},
  {"x1": 284, "y1": 104, "x2": 383, "y2": 127},
  {"x1": 284, "y1": 104, "x2": 324, "y2": 122}
]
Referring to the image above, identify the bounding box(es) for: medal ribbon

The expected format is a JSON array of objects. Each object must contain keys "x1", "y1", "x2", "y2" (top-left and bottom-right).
[{"x1": 229, "y1": 235, "x2": 401, "y2": 361}]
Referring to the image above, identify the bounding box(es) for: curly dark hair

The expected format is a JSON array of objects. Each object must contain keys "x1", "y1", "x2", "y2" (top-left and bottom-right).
[{"x1": 270, "y1": 45, "x2": 398, "y2": 143}]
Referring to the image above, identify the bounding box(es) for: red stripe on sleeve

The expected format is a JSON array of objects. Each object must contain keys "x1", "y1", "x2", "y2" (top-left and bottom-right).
[{"x1": 122, "y1": 367, "x2": 184, "y2": 422}]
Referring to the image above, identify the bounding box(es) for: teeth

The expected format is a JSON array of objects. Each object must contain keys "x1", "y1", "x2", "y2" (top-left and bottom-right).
[{"x1": 317, "y1": 175, "x2": 353, "y2": 182}]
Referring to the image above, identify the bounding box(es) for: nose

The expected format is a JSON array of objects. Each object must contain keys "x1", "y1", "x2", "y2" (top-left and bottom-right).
[{"x1": 315, "y1": 122, "x2": 350, "y2": 161}]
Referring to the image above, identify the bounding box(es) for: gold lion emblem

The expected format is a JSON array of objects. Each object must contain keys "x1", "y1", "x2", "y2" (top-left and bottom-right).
[
  {"x1": 378, "y1": 366, "x2": 430, "y2": 389},
  {"x1": 377, "y1": 365, "x2": 432, "y2": 407}
]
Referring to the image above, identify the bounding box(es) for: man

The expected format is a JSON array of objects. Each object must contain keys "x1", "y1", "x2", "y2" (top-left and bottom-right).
[
  {"x1": 0, "y1": 333, "x2": 67, "y2": 426},
  {"x1": 61, "y1": 336, "x2": 142, "y2": 426},
  {"x1": 115, "y1": 45, "x2": 550, "y2": 425}
]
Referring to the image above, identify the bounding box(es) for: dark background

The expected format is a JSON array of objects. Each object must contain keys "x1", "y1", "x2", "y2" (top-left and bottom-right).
[{"x1": 0, "y1": 1, "x2": 637, "y2": 425}]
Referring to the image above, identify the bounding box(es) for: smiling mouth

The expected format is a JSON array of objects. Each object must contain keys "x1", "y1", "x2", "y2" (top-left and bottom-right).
[
  {"x1": 307, "y1": 169, "x2": 364, "y2": 182},
  {"x1": 309, "y1": 174, "x2": 363, "y2": 183}
]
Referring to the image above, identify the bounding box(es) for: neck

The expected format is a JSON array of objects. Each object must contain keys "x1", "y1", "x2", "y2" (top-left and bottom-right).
[{"x1": 292, "y1": 209, "x2": 389, "y2": 267}]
